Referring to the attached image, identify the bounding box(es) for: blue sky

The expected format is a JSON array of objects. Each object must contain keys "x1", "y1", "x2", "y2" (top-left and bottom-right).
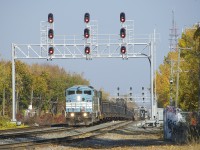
[{"x1": 0, "y1": 0, "x2": 199, "y2": 99}]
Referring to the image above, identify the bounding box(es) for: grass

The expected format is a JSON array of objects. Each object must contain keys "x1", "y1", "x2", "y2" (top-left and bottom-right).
[{"x1": 0, "y1": 116, "x2": 28, "y2": 130}]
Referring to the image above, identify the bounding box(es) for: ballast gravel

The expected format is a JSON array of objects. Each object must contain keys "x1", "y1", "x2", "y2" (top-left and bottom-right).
[{"x1": 36, "y1": 122, "x2": 172, "y2": 150}]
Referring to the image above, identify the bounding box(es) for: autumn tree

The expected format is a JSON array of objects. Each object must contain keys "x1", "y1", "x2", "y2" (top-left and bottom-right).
[
  {"x1": 0, "y1": 61, "x2": 90, "y2": 117},
  {"x1": 156, "y1": 24, "x2": 200, "y2": 111}
]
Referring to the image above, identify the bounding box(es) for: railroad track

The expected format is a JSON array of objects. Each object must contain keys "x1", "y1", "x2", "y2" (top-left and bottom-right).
[
  {"x1": 0, "y1": 127, "x2": 74, "y2": 139},
  {"x1": 0, "y1": 121, "x2": 133, "y2": 149}
]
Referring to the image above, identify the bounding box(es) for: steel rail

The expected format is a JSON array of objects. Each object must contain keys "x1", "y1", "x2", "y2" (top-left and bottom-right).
[{"x1": 0, "y1": 121, "x2": 133, "y2": 149}]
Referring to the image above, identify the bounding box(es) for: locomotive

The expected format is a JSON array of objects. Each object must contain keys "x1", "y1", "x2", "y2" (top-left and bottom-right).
[{"x1": 65, "y1": 85, "x2": 135, "y2": 126}]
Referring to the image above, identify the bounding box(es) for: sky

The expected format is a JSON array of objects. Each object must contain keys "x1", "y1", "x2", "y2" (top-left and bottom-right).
[{"x1": 0, "y1": 0, "x2": 199, "y2": 103}]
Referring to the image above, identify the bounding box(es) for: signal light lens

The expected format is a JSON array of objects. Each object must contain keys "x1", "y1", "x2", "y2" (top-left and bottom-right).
[
  {"x1": 48, "y1": 29, "x2": 54, "y2": 39},
  {"x1": 85, "y1": 46, "x2": 90, "y2": 54},
  {"x1": 48, "y1": 47, "x2": 54, "y2": 55},
  {"x1": 121, "y1": 46, "x2": 126, "y2": 54},
  {"x1": 48, "y1": 13, "x2": 54, "y2": 23},
  {"x1": 84, "y1": 28, "x2": 90, "y2": 38},
  {"x1": 120, "y1": 12, "x2": 125, "y2": 23},
  {"x1": 120, "y1": 28, "x2": 126, "y2": 38},
  {"x1": 84, "y1": 13, "x2": 90, "y2": 23}
]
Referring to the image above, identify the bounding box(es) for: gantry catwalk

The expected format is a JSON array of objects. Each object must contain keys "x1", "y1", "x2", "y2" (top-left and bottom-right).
[{"x1": 11, "y1": 13, "x2": 157, "y2": 121}]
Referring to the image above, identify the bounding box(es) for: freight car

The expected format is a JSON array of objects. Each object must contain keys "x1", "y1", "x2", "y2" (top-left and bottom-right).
[{"x1": 65, "y1": 85, "x2": 135, "y2": 126}]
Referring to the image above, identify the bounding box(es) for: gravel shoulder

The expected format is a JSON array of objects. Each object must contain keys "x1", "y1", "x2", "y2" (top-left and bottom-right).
[{"x1": 36, "y1": 122, "x2": 200, "y2": 150}]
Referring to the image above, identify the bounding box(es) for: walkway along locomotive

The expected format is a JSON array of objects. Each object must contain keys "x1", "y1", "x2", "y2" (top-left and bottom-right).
[{"x1": 65, "y1": 85, "x2": 135, "y2": 126}]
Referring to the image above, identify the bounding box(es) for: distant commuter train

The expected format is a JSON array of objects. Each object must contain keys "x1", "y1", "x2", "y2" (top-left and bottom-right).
[{"x1": 65, "y1": 85, "x2": 135, "y2": 126}]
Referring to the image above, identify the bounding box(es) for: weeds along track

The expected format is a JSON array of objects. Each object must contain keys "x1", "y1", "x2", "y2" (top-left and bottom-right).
[
  {"x1": 0, "y1": 126, "x2": 47, "y2": 134},
  {"x1": 0, "y1": 123, "x2": 67, "y2": 135},
  {"x1": 0, "y1": 126, "x2": 58, "y2": 136},
  {"x1": 0, "y1": 121, "x2": 133, "y2": 149}
]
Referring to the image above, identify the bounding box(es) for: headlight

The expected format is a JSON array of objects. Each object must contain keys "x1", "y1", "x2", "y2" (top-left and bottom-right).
[
  {"x1": 77, "y1": 96, "x2": 81, "y2": 101},
  {"x1": 83, "y1": 112, "x2": 87, "y2": 117},
  {"x1": 70, "y1": 113, "x2": 75, "y2": 117}
]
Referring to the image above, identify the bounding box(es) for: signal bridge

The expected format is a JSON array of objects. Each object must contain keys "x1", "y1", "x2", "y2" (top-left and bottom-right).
[
  {"x1": 11, "y1": 13, "x2": 158, "y2": 122},
  {"x1": 14, "y1": 21, "x2": 150, "y2": 60},
  {"x1": 111, "y1": 96, "x2": 150, "y2": 103}
]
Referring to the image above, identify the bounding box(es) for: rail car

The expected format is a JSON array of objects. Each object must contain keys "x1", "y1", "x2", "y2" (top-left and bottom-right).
[{"x1": 65, "y1": 85, "x2": 135, "y2": 126}]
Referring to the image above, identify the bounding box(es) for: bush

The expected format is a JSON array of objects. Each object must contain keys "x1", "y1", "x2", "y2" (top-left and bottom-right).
[
  {"x1": 52, "y1": 114, "x2": 66, "y2": 124},
  {"x1": 0, "y1": 116, "x2": 27, "y2": 130},
  {"x1": 35, "y1": 113, "x2": 53, "y2": 126},
  {"x1": 16, "y1": 112, "x2": 24, "y2": 122},
  {"x1": 0, "y1": 116, "x2": 9, "y2": 127}
]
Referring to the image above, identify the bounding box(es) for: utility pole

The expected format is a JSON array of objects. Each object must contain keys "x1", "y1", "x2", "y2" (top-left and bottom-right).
[
  {"x1": 175, "y1": 47, "x2": 180, "y2": 108},
  {"x1": 169, "y1": 10, "x2": 179, "y2": 107}
]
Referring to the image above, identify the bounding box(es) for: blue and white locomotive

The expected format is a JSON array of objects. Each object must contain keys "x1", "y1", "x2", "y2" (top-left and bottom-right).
[
  {"x1": 65, "y1": 85, "x2": 101, "y2": 125},
  {"x1": 65, "y1": 85, "x2": 136, "y2": 126}
]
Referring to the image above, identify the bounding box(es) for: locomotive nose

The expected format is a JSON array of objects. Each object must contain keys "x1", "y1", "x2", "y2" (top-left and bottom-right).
[{"x1": 77, "y1": 116, "x2": 81, "y2": 121}]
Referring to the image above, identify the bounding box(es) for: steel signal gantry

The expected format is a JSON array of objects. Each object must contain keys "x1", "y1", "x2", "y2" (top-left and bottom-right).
[{"x1": 11, "y1": 13, "x2": 157, "y2": 122}]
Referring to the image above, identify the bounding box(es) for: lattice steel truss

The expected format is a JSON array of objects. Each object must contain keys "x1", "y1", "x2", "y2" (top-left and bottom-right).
[{"x1": 11, "y1": 18, "x2": 157, "y2": 122}]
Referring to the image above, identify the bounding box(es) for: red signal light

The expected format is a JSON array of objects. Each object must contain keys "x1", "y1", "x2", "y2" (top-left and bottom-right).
[
  {"x1": 120, "y1": 28, "x2": 126, "y2": 38},
  {"x1": 84, "y1": 28, "x2": 90, "y2": 38},
  {"x1": 121, "y1": 46, "x2": 126, "y2": 54},
  {"x1": 84, "y1": 13, "x2": 90, "y2": 23},
  {"x1": 85, "y1": 46, "x2": 90, "y2": 54},
  {"x1": 120, "y1": 12, "x2": 125, "y2": 23},
  {"x1": 48, "y1": 29, "x2": 54, "y2": 39},
  {"x1": 48, "y1": 47, "x2": 54, "y2": 55},
  {"x1": 48, "y1": 13, "x2": 54, "y2": 23}
]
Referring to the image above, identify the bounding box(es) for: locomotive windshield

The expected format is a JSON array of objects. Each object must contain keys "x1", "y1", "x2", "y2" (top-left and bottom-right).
[
  {"x1": 76, "y1": 90, "x2": 82, "y2": 94},
  {"x1": 84, "y1": 90, "x2": 91, "y2": 95},
  {"x1": 68, "y1": 90, "x2": 75, "y2": 95}
]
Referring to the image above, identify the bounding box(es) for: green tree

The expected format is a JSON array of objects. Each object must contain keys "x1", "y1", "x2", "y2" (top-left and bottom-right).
[
  {"x1": 0, "y1": 60, "x2": 11, "y2": 116},
  {"x1": 155, "y1": 24, "x2": 200, "y2": 111},
  {"x1": 178, "y1": 25, "x2": 199, "y2": 110},
  {"x1": 156, "y1": 51, "x2": 178, "y2": 107},
  {"x1": 0, "y1": 60, "x2": 91, "y2": 117}
]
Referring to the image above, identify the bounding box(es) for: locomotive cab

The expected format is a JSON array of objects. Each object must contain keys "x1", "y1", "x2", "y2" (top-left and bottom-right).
[{"x1": 65, "y1": 85, "x2": 101, "y2": 126}]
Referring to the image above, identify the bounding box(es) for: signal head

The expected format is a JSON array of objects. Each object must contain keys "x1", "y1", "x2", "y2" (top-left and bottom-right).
[
  {"x1": 84, "y1": 13, "x2": 90, "y2": 23},
  {"x1": 48, "y1": 29, "x2": 54, "y2": 39},
  {"x1": 120, "y1": 28, "x2": 126, "y2": 38},
  {"x1": 120, "y1": 12, "x2": 125, "y2": 23},
  {"x1": 84, "y1": 28, "x2": 90, "y2": 38},
  {"x1": 85, "y1": 46, "x2": 90, "y2": 54},
  {"x1": 48, "y1": 13, "x2": 54, "y2": 23},
  {"x1": 121, "y1": 46, "x2": 126, "y2": 54},
  {"x1": 48, "y1": 47, "x2": 54, "y2": 55}
]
